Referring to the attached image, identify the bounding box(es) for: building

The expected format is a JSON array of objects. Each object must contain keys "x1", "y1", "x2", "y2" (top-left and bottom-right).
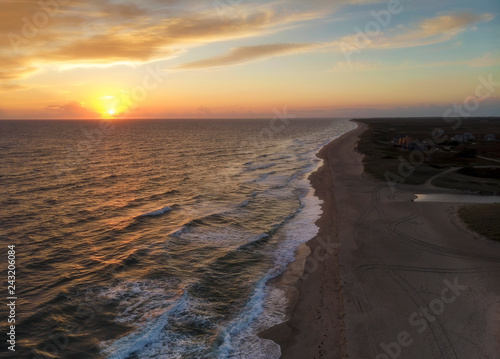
[
  {"x1": 450, "y1": 134, "x2": 464, "y2": 143},
  {"x1": 463, "y1": 132, "x2": 476, "y2": 141},
  {"x1": 451, "y1": 132, "x2": 476, "y2": 143}
]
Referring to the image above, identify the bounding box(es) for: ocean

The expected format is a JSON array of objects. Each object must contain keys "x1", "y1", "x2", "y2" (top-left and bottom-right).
[{"x1": 0, "y1": 118, "x2": 356, "y2": 359}]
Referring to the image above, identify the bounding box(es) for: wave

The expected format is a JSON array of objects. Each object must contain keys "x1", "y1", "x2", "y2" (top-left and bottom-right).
[
  {"x1": 252, "y1": 171, "x2": 275, "y2": 183},
  {"x1": 236, "y1": 233, "x2": 270, "y2": 251},
  {"x1": 140, "y1": 205, "x2": 172, "y2": 217},
  {"x1": 97, "y1": 119, "x2": 358, "y2": 358},
  {"x1": 214, "y1": 273, "x2": 281, "y2": 359},
  {"x1": 101, "y1": 291, "x2": 192, "y2": 359},
  {"x1": 169, "y1": 212, "x2": 240, "y2": 238},
  {"x1": 238, "y1": 199, "x2": 250, "y2": 207},
  {"x1": 245, "y1": 163, "x2": 276, "y2": 171}
]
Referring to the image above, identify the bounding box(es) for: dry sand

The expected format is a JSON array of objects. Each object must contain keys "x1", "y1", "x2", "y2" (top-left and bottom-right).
[{"x1": 265, "y1": 122, "x2": 500, "y2": 358}]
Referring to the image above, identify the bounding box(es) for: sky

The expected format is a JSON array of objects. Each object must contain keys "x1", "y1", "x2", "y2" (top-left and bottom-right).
[{"x1": 1, "y1": 0, "x2": 500, "y2": 119}]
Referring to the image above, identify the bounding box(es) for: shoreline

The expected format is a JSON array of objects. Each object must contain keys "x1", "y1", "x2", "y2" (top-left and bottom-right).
[
  {"x1": 262, "y1": 119, "x2": 500, "y2": 358},
  {"x1": 259, "y1": 121, "x2": 365, "y2": 358}
]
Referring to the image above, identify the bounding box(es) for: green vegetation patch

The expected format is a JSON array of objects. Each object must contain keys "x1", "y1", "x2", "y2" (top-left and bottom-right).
[
  {"x1": 355, "y1": 118, "x2": 500, "y2": 189},
  {"x1": 459, "y1": 204, "x2": 500, "y2": 242},
  {"x1": 457, "y1": 167, "x2": 500, "y2": 178}
]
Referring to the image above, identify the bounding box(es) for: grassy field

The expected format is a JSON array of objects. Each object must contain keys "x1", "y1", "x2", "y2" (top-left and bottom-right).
[
  {"x1": 355, "y1": 117, "x2": 500, "y2": 191},
  {"x1": 459, "y1": 204, "x2": 500, "y2": 242},
  {"x1": 432, "y1": 171, "x2": 500, "y2": 194}
]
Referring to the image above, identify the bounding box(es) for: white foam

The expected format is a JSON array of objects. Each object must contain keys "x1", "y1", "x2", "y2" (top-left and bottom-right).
[
  {"x1": 140, "y1": 205, "x2": 172, "y2": 217},
  {"x1": 221, "y1": 119, "x2": 358, "y2": 358},
  {"x1": 101, "y1": 290, "x2": 192, "y2": 359},
  {"x1": 101, "y1": 119, "x2": 360, "y2": 359}
]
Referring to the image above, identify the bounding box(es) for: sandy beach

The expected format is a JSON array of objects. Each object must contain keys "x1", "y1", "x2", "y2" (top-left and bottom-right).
[{"x1": 270, "y1": 121, "x2": 500, "y2": 358}]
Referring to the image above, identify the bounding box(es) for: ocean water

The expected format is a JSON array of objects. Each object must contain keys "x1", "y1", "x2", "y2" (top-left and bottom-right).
[{"x1": 0, "y1": 118, "x2": 355, "y2": 359}]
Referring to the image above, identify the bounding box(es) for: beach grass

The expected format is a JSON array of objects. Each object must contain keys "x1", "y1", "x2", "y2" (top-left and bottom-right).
[
  {"x1": 459, "y1": 204, "x2": 500, "y2": 242},
  {"x1": 356, "y1": 118, "x2": 500, "y2": 190}
]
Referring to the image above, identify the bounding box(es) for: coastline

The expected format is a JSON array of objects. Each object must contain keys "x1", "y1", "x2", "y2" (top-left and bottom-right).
[
  {"x1": 262, "y1": 119, "x2": 500, "y2": 358},
  {"x1": 259, "y1": 121, "x2": 365, "y2": 357}
]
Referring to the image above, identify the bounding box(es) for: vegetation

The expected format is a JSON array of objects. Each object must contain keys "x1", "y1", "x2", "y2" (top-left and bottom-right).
[
  {"x1": 459, "y1": 204, "x2": 500, "y2": 242},
  {"x1": 355, "y1": 118, "x2": 500, "y2": 190}
]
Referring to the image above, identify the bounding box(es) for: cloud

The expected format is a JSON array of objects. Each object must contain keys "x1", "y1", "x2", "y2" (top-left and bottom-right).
[
  {"x1": 0, "y1": 83, "x2": 27, "y2": 92},
  {"x1": 44, "y1": 101, "x2": 98, "y2": 118},
  {"x1": 177, "y1": 11, "x2": 495, "y2": 71},
  {"x1": 0, "y1": 55, "x2": 37, "y2": 81},
  {"x1": 333, "y1": 11, "x2": 494, "y2": 51},
  {"x1": 176, "y1": 42, "x2": 317, "y2": 69},
  {"x1": 417, "y1": 12, "x2": 493, "y2": 38},
  {"x1": 467, "y1": 53, "x2": 500, "y2": 67},
  {"x1": 198, "y1": 106, "x2": 212, "y2": 115},
  {"x1": 330, "y1": 53, "x2": 500, "y2": 73},
  {"x1": 39, "y1": 10, "x2": 296, "y2": 64},
  {"x1": 330, "y1": 61, "x2": 382, "y2": 72},
  {"x1": 0, "y1": 0, "x2": 324, "y2": 79},
  {"x1": 42, "y1": 35, "x2": 179, "y2": 63},
  {"x1": 0, "y1": 0, "x2": 495, "y2": 97}
]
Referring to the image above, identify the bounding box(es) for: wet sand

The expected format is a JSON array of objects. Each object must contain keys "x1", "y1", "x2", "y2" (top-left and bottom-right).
[{"x1": 265, "y1": 121, "x2": 500, "y2": 358}]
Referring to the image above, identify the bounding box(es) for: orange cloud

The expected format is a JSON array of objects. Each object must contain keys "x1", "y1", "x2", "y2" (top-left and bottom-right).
[
  {"x1": 176, "y1": 43, "x2": 317, "y2": 69},
  {"x1": 0, "y1": 55, "x2": 37, "y2": 81},
  {"x1": 44, "y1": 101, "x2": 98, "y2": 118},
  {"x1": 1, "y1": 0, "x2": 323, "y2": 81},
  {"x1": 176, "y1": 11, "x2": 495, "y2": 71},
  {"x1": 0, "y1": 83, "x2": 27, "y2": 92}
]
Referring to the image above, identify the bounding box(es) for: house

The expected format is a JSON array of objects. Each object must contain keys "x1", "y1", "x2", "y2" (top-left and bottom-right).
[
  {"x1": 404, "y1": 141, "x2": 427, "y2": 151},
  {"x1": 392, "y1": 135, "x2": 412, "y2": 146},
  {"x1": 433, "y1": 129, "x2": 445, "y2": 138},
  {"x1": 399, "y1": 136, "x2": 413, "y2": 147},
  {"x1": 451, "y1": 132, "x2": 476, "y2": 143},
  {"x1": 450, "y1": 134, "x2": 464, "y2": 143},
  {"x1": 485, "y1": 134, "x2": 496, "y2": 141},
  {"x1": 463, "y1": 132, "x2": 476, "y2": 141}
]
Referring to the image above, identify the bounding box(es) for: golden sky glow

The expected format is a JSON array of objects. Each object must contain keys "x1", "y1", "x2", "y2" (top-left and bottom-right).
[{"x1": 0, "y1": 0, "x2": 499, "y2": 119}]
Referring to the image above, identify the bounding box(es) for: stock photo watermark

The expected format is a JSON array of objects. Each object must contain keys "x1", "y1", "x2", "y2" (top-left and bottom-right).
[
  {"x1": 29, "y1": 299, "x2": 102, "y2": 359},
  {"x1": 6, "y1": 245, "x2": 17, "y2": 352},
  {"x1": 43, "y1": 63, "x2": 167, "y2": 357},
  {"x1": 7, "y1": 0, "x2": 71, "y2": 53},
  {"x1": 52, "y1": 64, "x2": 167, "y2": 179},
  {"x1": 52, "y1": 120, "x2": 115, "y2": 179},
  {"x1": 375, "y1": 277, "x2": 467, "y2": 359},
  {"x1": 239, "y1": 106, "x2": 295, "y2": 150},
  {"x1": 341, "y1": 0, "x2": 413, "y2": 63},
  {"x1": 213, "y1": 0, "x2": 243, "y2": 19},
  {"x1": 384, "y1": 73, "x2": 500, "y2": 192},
  {"x1": 302, "y1": 235, "x2": 339, "y2": 280},
  {"x1": 109, "y1": 64, "x2": 168, "y2": 115}
]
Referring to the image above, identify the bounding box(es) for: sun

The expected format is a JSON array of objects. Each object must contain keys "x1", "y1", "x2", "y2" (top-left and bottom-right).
[{"x1": 96, "y1": 93, "x2": 126, "y2": 118}]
